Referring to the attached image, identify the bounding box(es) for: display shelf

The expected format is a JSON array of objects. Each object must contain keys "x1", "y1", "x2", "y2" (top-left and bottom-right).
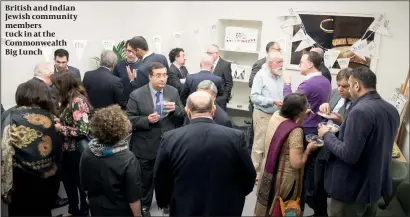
[
  {"x1": 216, "y1": 18, "x2": 263, "y2": 111},
  {"x1": 227, "y1": 82, "x2": 251, "y2": 112},
  {"x1": 220, "y1": 48, "x2": 259, "y2": 55},
  {"x1": 227, "y1": 101, "x2": 249, "y2": 111},
  {"x1": 233, "y1": 78, "x2": 249, "y2": 83},
  {"x1": 216, "y1": 18, "x2": 263, "y2": 52}
]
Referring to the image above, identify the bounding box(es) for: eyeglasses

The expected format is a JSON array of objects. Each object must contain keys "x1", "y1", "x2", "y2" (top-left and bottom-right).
[{"x1": 153, "y1": 74, "x2": 168, "y2": 79}]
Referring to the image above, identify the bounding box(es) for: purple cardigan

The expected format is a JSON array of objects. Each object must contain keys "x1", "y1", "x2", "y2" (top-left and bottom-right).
[{"x1": 283, "y1": 75, "x2": 331, "y2": 128}]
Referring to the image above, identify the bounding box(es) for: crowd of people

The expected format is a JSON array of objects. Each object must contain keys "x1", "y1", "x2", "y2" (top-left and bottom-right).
[{"x1": 0, "y1": 35, "x2": 401, "y2": 217}]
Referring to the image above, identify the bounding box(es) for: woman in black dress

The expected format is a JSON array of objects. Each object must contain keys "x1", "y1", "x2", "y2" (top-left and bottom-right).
[{"x1": 80, "y1": 105, "x2": 142, "y2": 216}]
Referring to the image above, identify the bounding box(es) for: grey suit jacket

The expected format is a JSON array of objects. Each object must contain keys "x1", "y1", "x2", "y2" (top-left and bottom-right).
[
  {"x1": 329, "y1": 88, "x2": 350, "y2": 117},
  {"x1": 126, "y1": 84, "x2": 185, "y2": 160},
  {"x1": 317, "y1": 88, "x2": 348, "y2": 161}
]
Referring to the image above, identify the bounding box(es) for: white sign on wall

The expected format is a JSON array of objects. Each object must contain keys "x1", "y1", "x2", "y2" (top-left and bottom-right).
[
  {"x1": 224, "y1": 26, "x2": 258, "y2": 52},
  {"x1": 73, "y1": 40, "x2": 87, "y2": 61}
]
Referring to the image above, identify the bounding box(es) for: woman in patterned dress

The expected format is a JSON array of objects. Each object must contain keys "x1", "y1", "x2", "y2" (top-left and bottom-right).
[
  {"x1": 254, "y1": 93, "x2": 320, "y2": 216},
  {"x1": 1, "y1": 79, "x2": 60, "y2": 216},
  {"x1": 51, "y1": 71, "x2": 91, "y2": 217}
]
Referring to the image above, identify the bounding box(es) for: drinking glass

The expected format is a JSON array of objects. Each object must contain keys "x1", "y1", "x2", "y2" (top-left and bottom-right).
[
  {"x1": 318, "y1": 122, "x2": 340, "y2": 133},
  {"x1": 305, "y1": 134, "x2": 324, "y2": 147},
  {"x1": 162, "y1": 101, "x2": 175, "y2": 118}
]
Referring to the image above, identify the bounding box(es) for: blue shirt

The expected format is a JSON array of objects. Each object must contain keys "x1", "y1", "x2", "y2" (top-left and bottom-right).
[{"x1": 250, "y1": 65, "x2": 284, "y2": 114}]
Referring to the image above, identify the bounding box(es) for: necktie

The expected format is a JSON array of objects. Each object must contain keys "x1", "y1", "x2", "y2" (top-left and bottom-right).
[
  {"x1": 180, "y1": 66, "x2": 186, "y2": 78},
  {"x1": 343, "y1": 99, "x2": 351, "y2": 116},
  {"x1": 155, "y1": 91, "x2": 162, "y2": 117}
]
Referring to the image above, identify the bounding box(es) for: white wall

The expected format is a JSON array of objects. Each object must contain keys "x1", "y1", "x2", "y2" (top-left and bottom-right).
[{"x1": 1, "y1": 1, "x2": 409, "y2": 110}]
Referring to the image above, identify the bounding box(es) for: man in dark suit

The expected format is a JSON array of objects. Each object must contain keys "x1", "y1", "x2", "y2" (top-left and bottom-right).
[
  {"x1": 126, "y1": 62, "x2": 184, "y2": 217},
  {"x1": 184, "y1": 80, "x2": 232, "y2": 128},
  {"x1": 113, "y1": 37, "x2": 141, "y2": 102},
  {"x1": 180, "y1": 55, "x2": 224, "y2": 106},
  {"x1": 83, "y1": 50, "x2": 126, "y2": 109},
  {"x1": 249, "y1": 41, "x2": 282, "y2": 88},
  {"x1": 125, "y1": 36, "x2": 169, "y2": 90},
  {"x1": 311, "y1": 47, "x2": 332, "y2": 84},
  {"x1": 206, "y1": 44, "x2": 233, "y2": 111},
  {"x1": 32, "y1": 62, "x2": 68, "y2": 208},
  {"x1": 167, "y1": 48, "x2": 188, "y2": 93},
  {"x1": 154, "y1": 91, "x2": 256, "y2": 216},
  {"x1": 312, "y1": 68, "x2": 353, "y2": 216},
  {"x1": 318, "y1": 66, "x2": 400, "y2": 217},
  {"x1": 54, "y1": 48, "x2": 81, "y2": 80}
]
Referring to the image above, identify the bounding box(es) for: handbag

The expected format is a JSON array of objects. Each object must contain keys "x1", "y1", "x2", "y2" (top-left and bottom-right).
[{"x1": 270, "y1": 150, "x2": 303, "y2": 217}]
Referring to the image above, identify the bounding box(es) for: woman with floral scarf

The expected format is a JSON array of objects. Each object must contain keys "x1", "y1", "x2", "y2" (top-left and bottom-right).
[
  {"x1": 80, "y1": 105, "x2": 141, "y2": 216},
  {"x1": 1, "y1": 79, "x2": 60, "y2": 216},
  {"x1": 51, "y1": 71, "x2": 91, "y2": 217}
]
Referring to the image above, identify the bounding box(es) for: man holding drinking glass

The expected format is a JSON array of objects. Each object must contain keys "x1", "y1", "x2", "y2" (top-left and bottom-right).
[{"x1": 126, "y1": 62, "x2": 184, "y2": 217}]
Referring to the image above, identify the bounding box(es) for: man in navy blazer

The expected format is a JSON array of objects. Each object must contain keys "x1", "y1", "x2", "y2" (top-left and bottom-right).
[
  {"x1": 318, "y1": 66, "x2": 400, "y2": 217},
  {"x1": 54, "y1": 49, "x2": 81, "y2": 80},
  {"x1": 180, "y1": 55, "x2": 224, "y2": 106}
]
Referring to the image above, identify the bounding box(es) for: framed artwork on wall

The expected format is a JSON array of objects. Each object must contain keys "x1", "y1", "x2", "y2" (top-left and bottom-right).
[{"x1": 282, "y1": 12, "x2": 381, "y2": 74}]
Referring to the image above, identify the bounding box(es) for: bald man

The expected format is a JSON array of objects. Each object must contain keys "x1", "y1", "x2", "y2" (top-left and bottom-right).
[
  {"x1": 206, "y1": 44, "x2": 233, "y2": 111},
  {"x1": 310, "y1": 47, "x2": 332, "y2": 84},
  {"x1": 154, "y1": 91, "x2": 256, "y2": 216},
  {"x1": 180, "y1": 55, "x2": 224, "y2": 106}
]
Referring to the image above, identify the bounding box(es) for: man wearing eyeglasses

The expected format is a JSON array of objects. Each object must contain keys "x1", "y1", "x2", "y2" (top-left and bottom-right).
[
  {"x1": 249, "y1": 41, "x2": 282, "y2": 88},
  {"x1": 54, "y1": 49, "x2": 81, "y2": 80},
  {"x1": 248, "y1": 41, "x2": 282, "y2": 151},
  {"x1": 206, "y1": 44, "x2": 233, "y2": 111},
  {"x1": 250, "y1": 50, "x2": 285, "y2": 184},
  {"x1": 113, "y1": 36, "x2": 169, "y2": 102},
  {"x1": 126, "y1": 62, "x2": 184, "y2": 217}
]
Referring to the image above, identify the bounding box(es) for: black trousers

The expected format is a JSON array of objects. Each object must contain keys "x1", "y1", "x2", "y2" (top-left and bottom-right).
[
  {"x1": 137, "y1": 157, "x2": 156, "y2": 209},
  {"x1": 62, "y1": 151, "x2": 89, "y2": 215},
  {"x1": 53, "y1": 170, "x2": 62, "y2": 201},
  {"x1": 300, "y1": 127, "x2": 328, "y2": 216},
  {"x1": 9, "y1": 167, "x2": 56, "y2": 216}
]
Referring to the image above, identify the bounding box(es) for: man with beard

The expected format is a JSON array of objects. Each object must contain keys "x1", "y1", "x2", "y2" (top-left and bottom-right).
[
  {"x1": 318, "y1": 66, "x2": 400, "y2": 217},
  {"x1": 250, "y1": 50, "x2": 285, "y2": 184}
]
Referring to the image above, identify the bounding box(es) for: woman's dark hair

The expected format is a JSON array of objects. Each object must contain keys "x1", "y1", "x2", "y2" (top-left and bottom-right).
[
  {"x1": 50, "y1": 70, "x2": 91, "y2": 110},
  {"x1": 15, "y1": 79, "x2": 55, "y2": 114},
  {"x1": 279, "y1": 93, "x2": 308, "y2": 120},
  {"x1": 90, "y1": 105, "x2": 131, "y2": 145}
]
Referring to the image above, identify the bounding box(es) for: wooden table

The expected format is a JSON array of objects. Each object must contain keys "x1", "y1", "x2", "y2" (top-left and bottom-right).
[{"x1": 393, "y1": 142, "x2": 408, "y2": 164}]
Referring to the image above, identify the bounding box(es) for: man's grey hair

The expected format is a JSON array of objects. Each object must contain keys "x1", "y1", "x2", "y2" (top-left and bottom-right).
[
  {"x1": 210, "y1": 44, "x2": 220, "y2": 51},
  {"x1": 266, "y1": 50, "x2": 283, "y2": 63},
  {"x1": 197, "y1": 80, "x2": 218, "y2": 96},
  {"x1": 100, "y1": 50, "x2": 118, "y2": 68},
  {"x1": 34, "y1": 62, "x2": 54, "y2": 77}
]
